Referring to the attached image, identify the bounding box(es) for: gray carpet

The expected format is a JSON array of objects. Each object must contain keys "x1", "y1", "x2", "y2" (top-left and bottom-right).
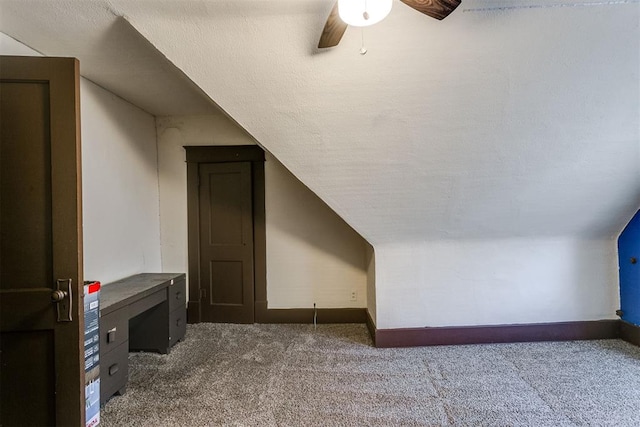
[{"x1": 101, "y1": 323, "x2": 640, "y2": 426}]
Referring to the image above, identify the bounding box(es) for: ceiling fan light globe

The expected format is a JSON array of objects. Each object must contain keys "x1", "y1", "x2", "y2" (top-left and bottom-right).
[{"x1": 338, "y1": 0, "x2": 393, "y2": 27}]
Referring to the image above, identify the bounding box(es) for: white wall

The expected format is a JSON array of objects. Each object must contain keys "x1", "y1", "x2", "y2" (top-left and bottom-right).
[
  {"x1": 81, "y1": 80, "x2": 162, "y2": 283},
  {"x1": 375, "y1": 238, "x2": 620, "y2": 329},
  {"x1": 156, "y1": 115, "x2": 368, "y2": 308},
  {"x1": 265, "y1": 157, "x2": 366, "y2": 308},
  {"x1": 1, "y1": 33, "x2": 163, "y2": 284},
  {"x1": 117, "y1": 4, "x2": 637, "y2": 330}
]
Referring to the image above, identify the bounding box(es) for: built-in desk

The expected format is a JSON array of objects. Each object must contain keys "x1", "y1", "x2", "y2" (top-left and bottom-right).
[{"x1": 99, "y1": 273, "x2": 186, "y2": 404}]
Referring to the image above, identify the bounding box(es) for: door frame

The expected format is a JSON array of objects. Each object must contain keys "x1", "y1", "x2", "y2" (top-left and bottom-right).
[{"x1": 185, "y1": 145, "x2": 266, "y2": 323}]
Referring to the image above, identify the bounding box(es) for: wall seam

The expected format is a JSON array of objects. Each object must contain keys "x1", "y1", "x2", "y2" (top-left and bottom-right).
[{"x1": 154, "y1": 116, "x2": 163, "y2": 272}]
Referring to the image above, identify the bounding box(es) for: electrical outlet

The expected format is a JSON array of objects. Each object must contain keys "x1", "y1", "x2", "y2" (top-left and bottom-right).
[{"x1": 350, "y1": 290, "x2": 357, "y2": 301}]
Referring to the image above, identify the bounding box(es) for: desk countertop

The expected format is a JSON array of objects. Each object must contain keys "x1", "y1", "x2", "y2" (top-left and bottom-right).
[{"x1": 100, "y1": 273, "x2": 185, "y2": 316}]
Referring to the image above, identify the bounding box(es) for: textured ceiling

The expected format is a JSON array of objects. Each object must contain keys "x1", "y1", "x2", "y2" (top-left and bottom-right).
[
  {"x1": 2, "y1": 0, "x2": 638, "y2": 244},
  {"x1": 0, "y1": 1, "x2": 220, "y2": 115}
]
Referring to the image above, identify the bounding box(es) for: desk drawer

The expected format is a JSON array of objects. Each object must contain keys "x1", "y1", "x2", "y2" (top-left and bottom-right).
[
  {"x1": 170, "y1": 307, "x2": 187, "y2": 347},
  {"x1": 100, "y1": 340, "x2": 129, "y2": 404},
  {"x1": 168, "y1": 279, "x2": 186, "y2": 312},
  {"x1": 100, "y1": 310, "x2": 129, "y2": 353}
]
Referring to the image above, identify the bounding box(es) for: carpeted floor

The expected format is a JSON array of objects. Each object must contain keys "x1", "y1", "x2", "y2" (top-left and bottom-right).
[{"x1": 101, "y1": 323, "x2": 640, "y2": 426}]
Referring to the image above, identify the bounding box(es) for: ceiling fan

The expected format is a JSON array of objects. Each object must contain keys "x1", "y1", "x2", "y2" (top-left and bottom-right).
[{"x1": 318, "y1": 0, "x2": 461, "y2": 48}]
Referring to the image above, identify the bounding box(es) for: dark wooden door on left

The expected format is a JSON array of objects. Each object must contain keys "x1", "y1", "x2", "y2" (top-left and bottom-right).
[{"x1": 0, "y1": 56, "x2": 85, "y2": 426}]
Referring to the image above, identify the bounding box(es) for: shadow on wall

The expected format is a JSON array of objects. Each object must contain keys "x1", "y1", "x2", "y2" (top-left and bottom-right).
[
  {"x1": 565, "y1": 239, "x2": 619, "y2": 321},
  {"x1": 81, "y1": 79, "x2": 159, "y2": 173},
  {"x1": 265, "y1": 153, "x2": 368, "y2": 271}
]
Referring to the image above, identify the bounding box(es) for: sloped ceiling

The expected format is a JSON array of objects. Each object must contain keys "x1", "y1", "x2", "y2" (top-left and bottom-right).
[
  {"x1": 2, "y1": 0, "x2": 638, "y2": 244},
  {"x1": 0, "y1": 2, "x2": 221, "y2": 116}
]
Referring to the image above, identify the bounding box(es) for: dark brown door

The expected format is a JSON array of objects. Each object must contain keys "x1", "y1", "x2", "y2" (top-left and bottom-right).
[
  {"x1": 198, "y1": 162, "x2": 254, "y2": 323},
  {"x1": 1, "y1": 56, "x2": 84, "y2": 426}
]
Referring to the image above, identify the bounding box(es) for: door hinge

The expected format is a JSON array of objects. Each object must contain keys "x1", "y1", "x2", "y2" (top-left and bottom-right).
[{"x1": 616, "y1": 309, "x2": 623, "y2": 317}]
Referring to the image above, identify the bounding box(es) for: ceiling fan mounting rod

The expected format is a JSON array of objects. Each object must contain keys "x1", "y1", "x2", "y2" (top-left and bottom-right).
[{"x1": 463, "y1": 0, "x2": 638, "y2": 13}]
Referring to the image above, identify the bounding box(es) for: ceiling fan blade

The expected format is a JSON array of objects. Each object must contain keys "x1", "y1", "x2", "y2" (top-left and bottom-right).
[
  {"x1": 399, "y1": 0, "x2": 461, "y2": 20},
  {"x1": 318, "y1": 2, "x2": 348, "y2": 48}
]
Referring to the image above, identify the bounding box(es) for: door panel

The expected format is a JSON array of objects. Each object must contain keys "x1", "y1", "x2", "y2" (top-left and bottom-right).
[
  {"x1": 210, "y1": 260, "x2": 244, "y2": 304},
  {"x1": 199, "y1": 162, "x2": 254, "y2": 323},
  {"x1": 0, "y1": 82, "x2": 53, "y2": 289},
  {"x1": 0, "y1": 56, "x2": 84, "y2": 426},
  {"x1": 619, "y1": 210, "x2": 640, "y2": 326},
  {"x1": 206, "y1": 169, "x2": 245, "y2": 245},
  {"x1": 0, "y1": 331, "x2": 56, "y2": 426}
]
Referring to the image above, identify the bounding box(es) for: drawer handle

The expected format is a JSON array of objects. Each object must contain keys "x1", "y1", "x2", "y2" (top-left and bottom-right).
[
  {"x1": 109, "y1": 364, "x2": 119, "y2": 376},
  {"x1": 175, "y1": 291, "x2": 182, "y2": 300},
  {"x1": 107, "y1": 327, "x2": 117, "y2": 343}
]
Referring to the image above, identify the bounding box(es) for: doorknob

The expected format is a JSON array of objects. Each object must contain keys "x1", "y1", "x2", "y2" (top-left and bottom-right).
[
  {"x1": 51, "y1": 289, "x2": 67, "y2": 302},
  {"x1": 52, "y1": 278, "x2": 73, "y2": 322}
]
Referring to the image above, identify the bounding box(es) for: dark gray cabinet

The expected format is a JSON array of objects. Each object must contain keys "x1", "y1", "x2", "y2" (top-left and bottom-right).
[{"x1": 99, "y1": 273, "x2": 186, "y2": 405}]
